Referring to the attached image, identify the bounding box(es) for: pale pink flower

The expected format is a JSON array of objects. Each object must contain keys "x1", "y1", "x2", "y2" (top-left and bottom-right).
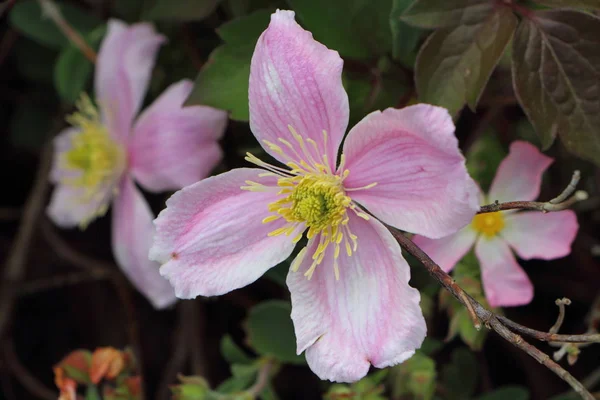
[
  {"x1": 47, "y1": 20, "x2": 227, "y2": 309},
  {"x1": 414, "y1": 141, "x2": 579, "y2": 308},
  {"x1": 150, "y1": 10, "x2": 478, "y2": 382}
]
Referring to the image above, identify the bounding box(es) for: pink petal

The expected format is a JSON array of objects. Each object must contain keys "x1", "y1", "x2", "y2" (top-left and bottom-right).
[
  {"x1": 96, "y1": 20, "x2": 166, "y2": 143},
  {"x1": 129, "y1": 80, "x2": 227, "y2": 192},
  {"x1": 287, "y1": 213, "x2": 426, "y2": 382},
  {"x1": 47, "y1": 184, "x2": 114, "y2": 228},
  {"x1": 249, "y1": 10, "x2": 349, "y2": 171},
  {"x1": 475, "y1": 237, "x2": 533, "y2": 307},
  {"x1": 150, "y1": 168, "x2": 301, "y2": 298},
  {"x1": 502, "y1": 210, "x2": 578, "y2": 260},
  {"x1": 50, "y1": 127, "x2": 80, "y2": 183},
  {"x1": 342, "y1": 105, "x2": 479, "y2": 238},
  {"x1": 412, "y1": 227, "x2": 478, "y2": 273},
  {"x1": 488, "y1": 141, "x2": 553, "y2": 203},
  {"x1": 111, "y1": 176, "x2": 176, "y2": 309}
]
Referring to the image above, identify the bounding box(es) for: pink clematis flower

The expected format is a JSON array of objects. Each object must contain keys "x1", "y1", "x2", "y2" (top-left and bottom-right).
[
  {"x1": 150, "y1": 10, "x2": 479, "y2": 382},
  {"x1": 414, "y1": 141, "x2": 579, "y2": 308},
  {"x1": 47, "y1": 20, "x2": 227, "y2": 309}
]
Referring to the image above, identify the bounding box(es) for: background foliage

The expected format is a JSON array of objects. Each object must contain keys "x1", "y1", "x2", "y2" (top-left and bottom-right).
[{"x1": 0, "y1": 0, "x2": 599, "y2": 399}]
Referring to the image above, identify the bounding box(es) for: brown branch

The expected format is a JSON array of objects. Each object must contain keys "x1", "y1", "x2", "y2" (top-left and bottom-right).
[
  {"x1": 19, "y1": 270, "x2": 112, "y2": 295},
  {"x1": 1, "y1": 340, "x2": 56, "y2": 400},
  {"x1": 495, "y1": 316, "x2": 600, "y2": 344},
  {"x1": 550, "y1": 298, "x2": 572, "y2": 334},
  {"x1": 0, "y1": 143, "x2": 53, "y2": 341},
  {"x1": 479, "y1": 170, "x2": 588, "y2": 214},
  {"x1": 386, "y1": 226, "x2": 595, "y2": 400},
  {"x1": 37, "y1": 0, "x2": 97, "y2": 63}
]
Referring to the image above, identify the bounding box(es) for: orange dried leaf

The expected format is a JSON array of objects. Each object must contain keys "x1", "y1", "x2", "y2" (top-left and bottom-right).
[{"x1": 90, "y1": 347, "x2": 125, "y2": 384}]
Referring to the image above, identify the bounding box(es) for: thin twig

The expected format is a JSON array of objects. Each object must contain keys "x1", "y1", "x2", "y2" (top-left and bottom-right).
[
  {"x1": 1, "y1": 340, "x2": 56, "y2": 400},
  {"x1": 479, "y1": 171, "x2": 588, "y2": 214},
  {"x1": 183, "y1": 300, "x2": 206, "y2": 376},
  {"x1": 37, "y1": 0, "x2": 97, "y2": 63},
  {"x1": 0, "y1": 143, "x2": 53, "y2": 341},
  {"x1": 156, "y1": 304, "x2": 190, "y2": 400},
  {"x1": 19, "y1": 270, "x2": 112, "y2": 295},
  {"x1": 247, "y1": 359, "x2": 275, "y2": 397},
  {"x1": 386, "y1": 227, "x2": 595, "y2": 399},
  {"x1": 495, "y1": 316, "x2": 600, "y2": 344},
  {"x1": 550, "y1": 298, "x2": 572, "y2": 334}
]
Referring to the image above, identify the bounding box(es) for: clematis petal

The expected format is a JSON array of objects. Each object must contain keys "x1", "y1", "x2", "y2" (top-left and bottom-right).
[
  {"x1": 249, "y1": 10, "x2": 349, "y2": 170},
  {"x1": 475, "y1": 237, "x2": 533, "y2": 307},
  {"x1": 412, "y1": 227, "x2": 478, "y2": 272},
  {"x1": 129, "y1": 80, "x2": 227, "y2": 192},
  {"x1": 502, "y1": 210, "x2": 578, "y2": 260},
  {"x1": 342, "y1": 105, "x2": 479, "y2": 238},
  {"x1": 150, "y1": 168, "x2": 301, "y2": 298},
  {"x1": 50, "y1": 127, "x2": 80, "y2": 183},
  {"x1": 47, "y1": 184, "x2": 115, "y2": 228},
  {"x1": 95, "y1": 20, "x2": 166, "y2": 143},
  {"x1": 287, "y1": 213, "x2": 426, "y2": 382},
  {"x1": 488, "y1": 141, "x2": 553, "y2": 203},
  {"x1": 111, "y1": 176, "x2": 176, "y2": 309}
]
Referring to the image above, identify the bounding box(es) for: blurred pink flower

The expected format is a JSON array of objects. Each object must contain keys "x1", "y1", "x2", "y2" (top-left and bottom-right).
[
  {"x1": 150, "y1": 10, "x2": 478, "y2": 382},
  {"x1": 414, "y1": 141, "x2": 579, "y2": 308},
  {"x1": 47, "y1": 20, "x2": 227, "y2": 309}
]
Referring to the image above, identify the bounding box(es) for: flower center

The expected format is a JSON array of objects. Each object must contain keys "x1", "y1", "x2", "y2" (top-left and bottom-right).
[
  {"x1": 472, "y1": 211, "x2": 505, "y2": 238},
  {"x1": 241, "y1": 125, "x2": 375, "y2": 280},
  {"x1": 59, "y1": 95, "x2": 125, "y2": 227}
]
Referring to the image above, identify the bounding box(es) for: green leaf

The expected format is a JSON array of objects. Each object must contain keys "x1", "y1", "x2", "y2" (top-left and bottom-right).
[
  {"x1": 442, "y1": 348, "x2": 478, "y2": 400},
  {"x1": 401, "y1": 0, "x2": 493, "y2": 29},
  {"x1": 54, "y1": 25, "x2": 106, "y2": 104},
  {"x1": 216, "y1": 364, "x2": 257, "y2": 394},
  {"x1": 14, "y1": 38, "x2": 57, "y2": 84},
  {"x1": 512, "y1": 10, "x2": 600, "y2": 165},
  {"x1": 9, "y1": 0, "x2": 101, "y2": 49},
  {"x1": 416, "y1": 6, "x2": 517, "y2": 116},
  {"x1": 420, "y1": 337, "x2": 444, "y2": 356},
  {"x1": 466, "y1": 129, "x2": 507, "y2": 192},
  {"x1": 475, "y1": 386, "x2": 530, "y2": 400},
  {"x1": 288, "y1": 0, "x2": 393, "y2": 59},
  {"x1": 390, "y1": 353, "x2": 437, "y2": 400},
  {"x1": 263, "y1": 261, "x2": 289, "y2": 286},
  {"x1": 246, "y1": 301, "x2": 305, "y2": 365},
  {"x1": 185, "y1": 9, "x2": 272, "y2": 121},
  {"x1": 85, "y1": 385, "x2": 101, "y2": 400},
  {"x1": 258, "y1": 384, "x2": 279, "y2": 400},
  {"x1": 390, "y1": 0, "x2": 425, "y2": 66},
  {"x1": 221, "y1": 335, "x2": 253, "y2": 365},
  {"x1": 531, "y1": 0, "x2": 600, "y2": 9},
  {"x1": 143, "y1": 0, "x2": 221, "y2": 21}
]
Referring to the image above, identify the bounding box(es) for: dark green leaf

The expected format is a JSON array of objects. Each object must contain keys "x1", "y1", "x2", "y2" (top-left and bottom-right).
[
  {"x1": 401, "y1": 0, "x2": 493, "y2": 29},
  {"x1": 416, "y1": 6, "x2": 517, "y2": 116},
  {"x1": 390, "y1": 353, "x2": 437, "y2": 400},
  {"x1": 531, "y1": 0, "x2": 600, "y2": 9},
  {"x1": 466, "y1": 129, "x2": 507, "y2": 191},
  {"x1": 475, "y1": 386, "x2": 530, "y2": 400},
  {"x1": 246, "y1": 301, "x2": 305, "y2": 365},
  {"x1": 512, "y1": 10, "x2": 600, "y2": 165},
  {"x1": 420, "y1": 337, "x2": 444, "y2": 356},
  {"x1": 143, "y1": 0, "x2": 221, "y2": 21},
  {"x1": 442, "y1": 348, "x2": 478, "y2": 400},
  {"x1": 390, "y1": 0, "x2": 425, "y2": 66},
  {"x1": 14, "y1": 38, "x2": 57, "y2": 84},
  {"x1": 220, "y1": 335, "x2": 253, "y2": 365},
  {"x1": 54, "y1": 25, "x2": 106, "y2": 104},
  {"x1": 9, "y1": 0, "x2": 101, "y2": 48},
  {"x1": 258, "y1": 384, "x2": 279, "y2": 400},
  {"x1": 185, "y1": 9, "x2": 272, "y2": 121},
  {"x1": 288, "y1": 0, "x2": 393, "y2": 59},
  {"x1": 263, "y1": 261, "x2": 289, "y2": 286},
  {"x1": 216, "y1": 364, "x2": 257, "y2": 394}
]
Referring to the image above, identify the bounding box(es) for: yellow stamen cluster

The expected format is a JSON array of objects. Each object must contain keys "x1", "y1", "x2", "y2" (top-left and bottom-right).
[
  {"x1": 60, "y1": 94, "x2": 125, "y2": 227},
  {"x1": 472, "y1": 211, "x2": 505, "y2": 238},
  {"x1": 242, "y1": 125, "x2": 375, "y2": 280}
]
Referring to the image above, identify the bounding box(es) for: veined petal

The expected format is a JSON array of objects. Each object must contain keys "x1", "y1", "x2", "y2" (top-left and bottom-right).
[
  {"x1": 475, "y1": 237, "x2": 533, "y2": 307},
  {"x1": 111, "y1": 177, "x2": 176, "y2": 309},
  {"x1": 151, "y1": 168, "x2": 301, "y2": 298},
  {"x1": 412, "y1": 227, "x2": 478, "y2": 272},
  {"x1": 129, "y1": 80, "x2": 227, "y2": 192},
  {"x1": 287, "y1": 213, "x2": 426, "y2": 382},
  {"x1": 96, "y1": 20, "x2": 166, "y2": 143},
  {"x1": 502, "y1": 211, "x2": 578, "y2": 260},
  {"x1": 488, "y1": 141, "x2": 553, "y2": 203},
  {"x1": 249, "y1": 10, "x2": 349, "y2": 170},
  {"x1": 342, "y1": 106, "x2": 479, "y2": 238}
]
